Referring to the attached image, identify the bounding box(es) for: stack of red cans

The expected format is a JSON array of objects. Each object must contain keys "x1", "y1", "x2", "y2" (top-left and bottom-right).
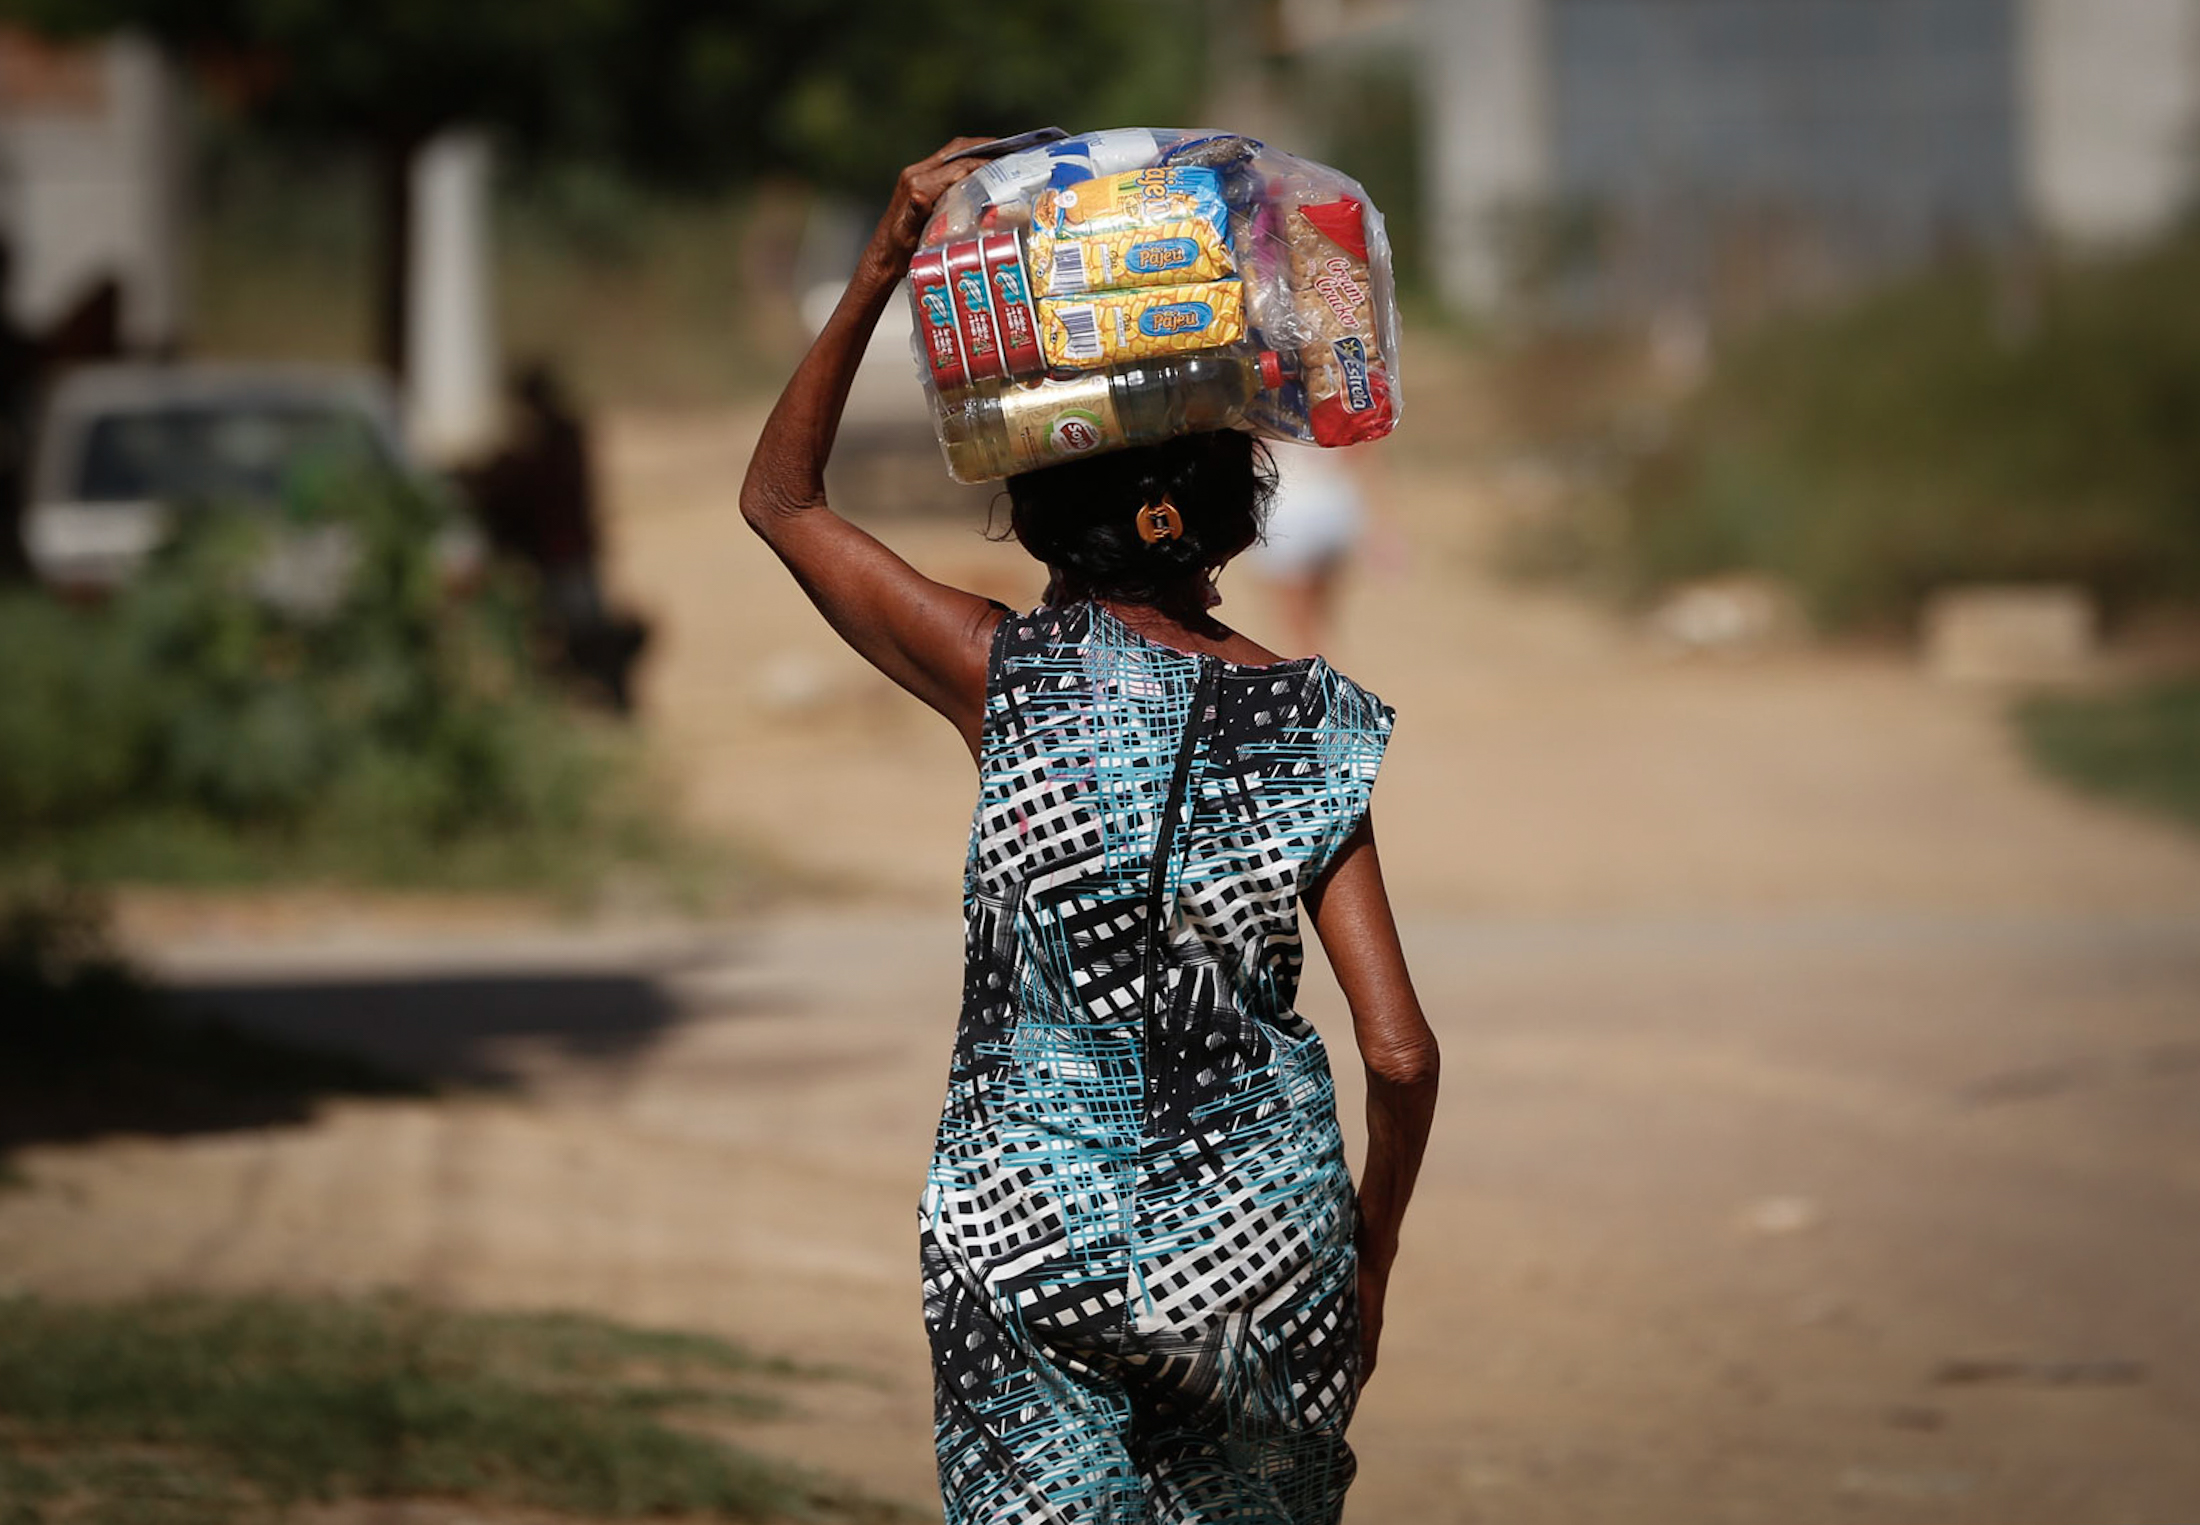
[{"x1": 910, "y1": 231, "x2": 1046, "y2": 391}]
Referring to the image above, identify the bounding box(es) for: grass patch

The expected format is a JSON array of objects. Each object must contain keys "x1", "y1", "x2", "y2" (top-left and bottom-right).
[
  {"x1": 2014, "y1": 679, "x2": 2200, "y2": 834},
  {"x1": 0, "y1": 885, "x2": 423, "y2": 1155},
  {"x1": 1619, "y1": 228, "x2": 2200, "y2": 630},
  {"x1": 0, "y1": 1295, "x2": 905, "y2": 1524}
]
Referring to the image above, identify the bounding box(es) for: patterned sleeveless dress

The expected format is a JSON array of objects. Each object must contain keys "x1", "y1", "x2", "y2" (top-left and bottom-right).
[{"x1": 920, "y1": 601, "x2": 1395, "y2": 1524}]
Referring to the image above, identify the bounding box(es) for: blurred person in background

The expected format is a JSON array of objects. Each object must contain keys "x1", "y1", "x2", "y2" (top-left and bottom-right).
[
  {"x1": 488, "y1": 361, "x2": 603, "y2": 627},
  {"x1": 464, "y1": 361, "x2": 648, "y2": 711},
  {"x1": 741, "y1": 140, "x2": 1439, "y2": 1525},
  {"x1": 1249, "y1": 440, "x2": 1370, "y2": 657}
]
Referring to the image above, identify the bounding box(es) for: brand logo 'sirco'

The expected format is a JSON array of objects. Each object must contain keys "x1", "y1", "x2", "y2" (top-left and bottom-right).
[
  {"x1": 1139, "y1": 301, "x2": 1212, "y2": 337},
  {"x1": 1048, "y1": 410, "x2": 1106, "y2": 454},
  {"x1": 992, "y1": 264, "x2": 1029, "y2": 304},
  {"x1": 1314, "y1": 255, "x2": 1366, "y2": 328},
  {"x1": 920, "y1": 288, "x2": 951, "y2": 325},
  {"x1": 1333, "y1": 336, "x2": 1373, "y2": 413},
  {"x1": 1126, "y1": 238, "x2": 1197, "y2": 274},
  {"x1": 956, "y1": 275, "x2": 998, "y2": 358}
]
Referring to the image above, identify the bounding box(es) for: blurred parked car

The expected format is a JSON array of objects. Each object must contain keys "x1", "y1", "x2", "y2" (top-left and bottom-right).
[{"x1": 19, "y1": 361, "x2": 482, "y2": 605}]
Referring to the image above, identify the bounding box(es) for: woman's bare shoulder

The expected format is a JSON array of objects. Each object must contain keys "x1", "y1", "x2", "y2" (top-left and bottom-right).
[
  {"x1": 1214, "y1": 625, "x2": 1291, "y2": 666},
  {"x1": 1093, "y1": 599, "x2": 1299, "y2": 668}
]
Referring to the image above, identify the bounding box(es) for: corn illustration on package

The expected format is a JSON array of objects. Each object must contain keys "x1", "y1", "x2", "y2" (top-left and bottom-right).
[
  {"x1": 910, "y1": 129, "x2": 1404, "y2": 483},
  {"x1": 1028, "y1": 218, "x2": 1237, "y2": 298},
  {"x1": 1038, "y1": 281, "x2": 1247, "y2": 369}
]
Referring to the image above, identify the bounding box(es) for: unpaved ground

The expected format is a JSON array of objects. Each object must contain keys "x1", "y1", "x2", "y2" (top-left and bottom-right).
[
  {"x1": 7, "y1": 388, "x2": 2200, "y2": 1523},
  {"x1": 9, "y1": 909, "x2": 2198, "y2": 1523},
  {"x1": 605, "y1": 388, "x2": 2200, "y2": 920}
]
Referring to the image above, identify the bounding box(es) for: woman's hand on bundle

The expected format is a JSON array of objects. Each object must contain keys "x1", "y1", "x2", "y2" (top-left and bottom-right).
[{"x1": 864, "y1": 139, "x2": 995, "y2": 275}]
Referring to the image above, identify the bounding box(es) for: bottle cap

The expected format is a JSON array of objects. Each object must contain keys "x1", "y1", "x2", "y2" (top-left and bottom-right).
[{"x1": 1257, "y1": 350, "x2": 1284, "y2": 390}]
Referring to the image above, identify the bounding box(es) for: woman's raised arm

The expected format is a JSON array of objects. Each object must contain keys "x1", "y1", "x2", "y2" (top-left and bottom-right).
[{"x1": 739, "y1": 140, "x2": 1007, "y2": 756}]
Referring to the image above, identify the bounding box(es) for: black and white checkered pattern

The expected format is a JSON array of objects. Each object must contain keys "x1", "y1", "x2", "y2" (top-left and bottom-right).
[{"x1": 923, "y1": 602, "x2": 1392, "y2": 1525}]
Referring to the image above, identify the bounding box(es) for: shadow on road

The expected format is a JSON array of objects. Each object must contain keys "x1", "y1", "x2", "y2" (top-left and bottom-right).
[
  {"x1": 172, "y1": 971, "x2": 693, "y2": 1086},
  {"x1": 6, "y1": 957, "x2": 744, "y2": 1159}
]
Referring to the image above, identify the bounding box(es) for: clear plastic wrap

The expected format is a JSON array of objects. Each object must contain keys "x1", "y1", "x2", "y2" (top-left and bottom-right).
[{"x1": 910, "y1": 128, "x2": 1404, "y2": 483}]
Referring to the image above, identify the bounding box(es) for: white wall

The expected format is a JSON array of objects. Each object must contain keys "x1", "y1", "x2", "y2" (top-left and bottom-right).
[
  {"x1": 2021, "y1": 0, "x2": 2200, "y2": 245},
  {"x1": 405, "y1": 129, "x2": 498, "y2": 462},
  {"x1": 0, "y1": 32, "x2": 182, "y2": 347},
  {"x1": 1420, "y1": 0, "x2": 1551, "y2": 313}
]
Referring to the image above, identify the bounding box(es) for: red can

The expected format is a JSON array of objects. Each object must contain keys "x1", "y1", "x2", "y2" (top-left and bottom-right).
[
  {"x1": 980, "y1": 230, "x2": 1046, "y2": 378},
  {"x1": 945, "y1": 240, "x2": 1004, "y2": 383},
  {"x1": 908, "y1": 247, "x2": 966, "y2": 391}
]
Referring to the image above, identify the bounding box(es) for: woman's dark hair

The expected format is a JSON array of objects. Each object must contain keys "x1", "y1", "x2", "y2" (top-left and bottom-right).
[{"x1": 998, "y1": 430, "x2": 1277, "y2": 606}]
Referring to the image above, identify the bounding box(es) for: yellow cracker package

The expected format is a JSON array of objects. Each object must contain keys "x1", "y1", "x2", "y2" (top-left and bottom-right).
[
  {"x1": 1038, "y1": 281, "x2": 1247, "y2": 371},
  {"x1": 1032, "y1": 165, "x2": 1230, "y2": 241},
  {"x1": 1029, "y1": 218, "x2": 1236, "y2": 298}
]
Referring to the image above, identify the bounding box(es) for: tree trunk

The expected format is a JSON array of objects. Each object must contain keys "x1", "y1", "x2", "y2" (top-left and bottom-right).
[{"x1": 371, "y1": 133, "x2": 420, "y2": 384}]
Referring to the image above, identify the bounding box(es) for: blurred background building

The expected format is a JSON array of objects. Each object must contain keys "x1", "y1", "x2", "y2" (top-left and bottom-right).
[
  {"x1": 0, "y1": 25, "x2": 494, "y2": 459},
  {"x1": 16, "y1": 0, "x2": 2190, "y2": 389},
  {"x1": 0, "y1": 28, "x2": 182, "y2": 351},
  {"x1": 1420, "y1": 0, "x2": 2200, "y2": 320}
]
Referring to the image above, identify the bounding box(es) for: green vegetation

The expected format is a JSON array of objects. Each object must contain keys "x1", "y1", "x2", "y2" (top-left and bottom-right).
[
  {"x1": 26, "y1": 0, "x2": 1199, "y2": 200},
  {"x1": 0, "y1": 474, "x2": 681, "y2": 892},
  {"x1": 2015, "y1": 680, "x2": 2200, "y2": 834},
  {"x1": 0, "y1": 1295, "x2": 904, "y2": 1524},
  {"x1": 1622, "y1": 229, "x2": 2200, "y2": 630}
]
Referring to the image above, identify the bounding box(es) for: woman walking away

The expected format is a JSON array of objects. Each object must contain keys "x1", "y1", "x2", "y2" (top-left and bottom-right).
[{"x1": 740, "y1": 139, "x2": 1441, "y2": 1525}]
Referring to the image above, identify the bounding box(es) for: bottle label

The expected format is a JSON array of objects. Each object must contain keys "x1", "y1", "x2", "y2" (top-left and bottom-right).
[
  {"x1": 1046, "y1": 408, "x2": 1109, "y2": 455},
  {"x1": 998, "y1": 377, "x2": 1122, "y2": 473}
]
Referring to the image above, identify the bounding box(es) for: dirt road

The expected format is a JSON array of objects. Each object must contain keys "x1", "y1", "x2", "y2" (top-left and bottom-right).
[
  {"x1": 608, "y1": 400, "x2": 2200, "y2": 921},
  {"x1": 5, "y1": 396, "x2": 2199, "y2": 1523}
]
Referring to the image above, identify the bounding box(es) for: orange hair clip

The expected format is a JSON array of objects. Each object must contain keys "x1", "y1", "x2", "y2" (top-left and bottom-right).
[{"x1": 1135, "y1": 502, "x2": 1184, "y2": 544}]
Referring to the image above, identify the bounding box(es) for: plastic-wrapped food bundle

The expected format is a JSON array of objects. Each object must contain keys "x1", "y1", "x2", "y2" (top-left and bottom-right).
[{"x1": 910, "y1": 128, "x2": 1403, "y2": 483}]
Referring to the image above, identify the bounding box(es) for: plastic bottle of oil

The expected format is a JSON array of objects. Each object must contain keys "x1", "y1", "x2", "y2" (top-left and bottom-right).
[{"x1": 938, "y1": 350, "x2": 1287, "y2": 483}]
